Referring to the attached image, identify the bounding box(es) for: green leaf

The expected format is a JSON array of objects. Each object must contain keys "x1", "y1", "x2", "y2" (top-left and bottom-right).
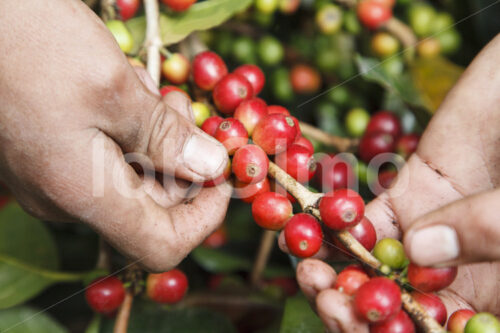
[
  {"x1": 355, "y1": 55, "x2": 431, "y2": 127},
  {"x1": 280, "y1": 294, "x2": 323, "y2": 333},
  {"x1": 126, "y1": 0, "x2": 253, "y2": 53},
  {"x1": 0, "y1": 306, "x2": 68, "y2": 333},
  {"x1": 100, "y1": 301, "x2": 237, "y2": 333},
  {"x1": 0, "y1": 203, "x2": 94, "y2": 309}
]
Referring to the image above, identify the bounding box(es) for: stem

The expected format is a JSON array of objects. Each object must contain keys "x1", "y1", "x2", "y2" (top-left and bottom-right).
[
  {"x1": 113, "y1": 291, "x2": 134, "y2": 333},
  {"x1": 383, "y1": 18, "x2": 417, "y2": 61},
  {"x1": 100, "y1": 0, "x2": 116, "y2": 21},
  {"x1": 299, "y1": 121, "x2": 358, "y2": 152},
  {"x1": 267, "y1": 161, "x2": 445, "y2": 332},
  {"x1": 144, "y1": 0, "x2": 162, "y2": 85},
  {"x1": 250, "y1": 230, "x2": 276, "y2": 287}
]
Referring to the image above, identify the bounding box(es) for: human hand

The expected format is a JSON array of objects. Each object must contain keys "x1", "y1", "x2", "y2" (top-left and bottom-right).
[
  {"x1": 0, "y1": 0, "x2": 230, "y2": 272},
  {"x1": 281, "y1": 34, "x2": 500, "y2": 331}
]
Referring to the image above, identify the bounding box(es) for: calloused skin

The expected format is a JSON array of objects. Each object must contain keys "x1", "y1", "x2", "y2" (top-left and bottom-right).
[
  {"x1": 0, "y1": 0, "x2": 230, "y2": 272},
  {"x1": 279, "y1": 35, "x2": 500, "y2": 331}
]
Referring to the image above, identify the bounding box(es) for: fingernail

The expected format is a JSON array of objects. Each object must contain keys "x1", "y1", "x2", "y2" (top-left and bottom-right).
[
  {"x1": 409, "y1": 225, "x2": 460, "y2": 266},
  {"x1": 183, "y1": 133, "x2": 228, "y2": 178}
]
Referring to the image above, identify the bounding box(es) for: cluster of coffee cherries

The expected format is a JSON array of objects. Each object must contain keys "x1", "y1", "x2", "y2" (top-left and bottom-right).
[{"x1": 85, "y1": 269, "x2": 188, "y2": 314}]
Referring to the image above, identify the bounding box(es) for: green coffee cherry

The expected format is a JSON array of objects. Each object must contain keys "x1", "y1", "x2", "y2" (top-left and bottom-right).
[
  {"x1": 232, "y1": 37, "x2": 257, "y2": 64},
  {"x1": 408, "y1": 4, "x2": 436, "y2": 37},
  {"x1": 373, "y1": 238, "x2": 407, "y2": 269},
  {"x1": 191, "y1": 102, "x2": 211, "y2": 127},
  {"x1": 255, "y1": 0, "x2": 279, "y2": 14},
  {"x1": 343, "y1": 10, "x2": 361, "y2": 35},
  {"x1": 315, "y1": 49, "x2": 340, "y2": 72},
  {"x1": 271, "y1": 67, "x2": 293, "y2": 102},
  {"x1": 381, "y1": 56, "x2": 404, "y2": 77},
  {"x1": 431, "y1": 12, "x2": 454, "y2": 33},
  {"x1": 106, "y1": 20, "x2": 134, "y2": 54},
  {"x1": 326, "y1": 86, "x2": 350, "y2": 107},
  {"x1": 465, "y1": 313, "x2": 500, "y2": 333},
  {"x1": 371, "y1": 32, "x2": 400, "y2": 58},
  {"x1": 345, "y1": 108, "x2": 370, "y2": 137},
  {"x1": 436, "y1": 29, "x2": 461, "y2": 55},
  {"x1": 315, "y1": 4, "x2": 343, "y2": 35},
  {"x1": 258, "y1": 36, "x2": 284, "y2": 66}
]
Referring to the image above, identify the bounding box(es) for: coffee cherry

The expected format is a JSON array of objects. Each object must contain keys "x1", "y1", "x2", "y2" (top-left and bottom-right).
[
  {"x1": 372, "y1": 169, "x2": 397, "y2": 196},
  {"x1": 465, "y1": 313, "x2": 500, "y2": 333},
  {"x1": 201, "y1": 116, "x2": 223, "y2": 137},
  {"x1": 234, "y1": 98, "x2": 268, "y2": 135},
  {"x1": 279, "y1": 0, "x2": 300, "y2": 14},
  {"x1": 161, "y1": 0, "x2": 196, "y2": 12},
  {"x1": 315, "y1": 4, "x2": 343, "y2": 35},
  {"x1": 284, "y1": 213, "x2": 323, "y2": 258},
  {"x1": 214, "y1": 118, "x2": 249, "y2": 154},
  {"x1": 267, "y1": 105, "x2": 291, "y2": 116},
  {"x1": 411, "y1": 292, "x2": 447, "y2": 325},
  {"x1": 232, "y1": 36, "x2": 257, "y2": 64},
  {"x1": 192, "y1": 51, "x2": 228, "y2": 91},
  {"x1": 448, "y1": 309, "x2": 476, "y2": 333},
  {"x1": 106, "y1": 20, "x2": 134, "y2": 54},
  {"x1": 162, "y1": 53, "x2": 190, "y2": 85},
  {"x1": 407, "y1": 263, "x2": 458, "y2": 292},
  {"x1": 232, "y1": 144, "x2": 269, "y2": 183},
  {"x1": 252, "y1": 192, "x2": 292, "y2": 230},
  {"x1": 437, "y1": 29, "x2": 461, "y2": 55},
  {"x1": 276, "y1": 144, "x2": 317, "y2": 183},
  {"x1": 234, "y1": 177, "x2": 271, "y2": 203},
  {"x1": 334, "y1": 268, "x2": 370, "y2": 296},
  {"x1": 357, "y1": 0, "x2": 392, "y2": 30},
  {"x1": 258, "y1": 36, "x2": 284, "y2": 66},
  {"x1": 271, "y1": 68, "x2": 293, "y2": 102},
  {"x1": 348, "y1": 216, "x2": 377, "y2": 251},
  {"x1": 343, "y1": 264, "x2": 366, "y2": 274},
  {"x1": 234, "y1": 64, "x2": 266, "y2": 96},
  {"x1": 252, "y1": 114, "x2": 298, "y2": 155},
  {"x1": 294, "y1": 137, "x2": 314, "y2": 155},
  {"x1": 359, "y1": 132, "x2": 395, "y2": 163},
  {"x1": 408, "y1": 3, "x2": 436, "y2": 37},
  {"x1": 203, "y1": 159, "x2": 231, "y2": 187},
  {"x1": 160, "y1": 85, "x2": 190, "y2": 99},
  {"x1": 370, "y1": 309, "x2": 415, "y2": 333},
  {"x1": 213, "y1": 74, "x2": 253, "y2": 114},
  {"x1": 315, "y1": 154, "x2": 356, "y2": 192},
  {"x1": 372, "y1": 0, "x2": 395, "y2": 8},
  {"x1": 116, "y1": 0, "x2": 140, "y2": 20},
  {"x1": 255, "y1": 0, "x2": 279, "y2": 14},
  {"x1": 396, "y1": 133, "x2": 420, "y2": 159},
  {"x1": 147, "y1": 269, "x2": 188, "y2": 304},
  {"x1": 85, "y1": 276, "x2": 125, "y2": 313},
  {"x1": 345, "y1": 107, "x2": 370, "y2": 137},
  {"x1": 366, "y1": 111, "x2": 402, "y2": 139},
  {"x1": 319, "y1": 189, "x2": 365, "y2": 230},
  {"x1": 191, "y1": 102, "x2": 211, "y2": 127},
  {"x1": 371, "y1": 32, "x2": 400, "y2": 58},
  {"x1": 290, "y1": 64, "x2": 322, "y2": 94},
  {"x1": 417, "y1": 38, "x2": 441, "y2": 58},
  {"x1": 203, "y1": 226, "x2": 227, "y2": 248},
  {"x1": 271, "y1": 180, "x2": 297, "y2": 204},
  {"x1": 355, "y1": 277, "x2": 401, "y2": 323},
  {"x1": 373, "y1": 238, "x2": 407, "y2": 269}
]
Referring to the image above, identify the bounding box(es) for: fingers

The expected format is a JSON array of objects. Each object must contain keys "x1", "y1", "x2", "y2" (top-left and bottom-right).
[
  {"x1": 317, "y1": 289, "x2": 369, "y2": 333},
  {"x1": 296, "y1": 259, "x2": 337, "y2": 307},
  {"x1": 404, "y1": 188, "x2": 500, "y2": 267},
  {"x1": 162, "y1": 91, "x2": 195, "y2": 124}
]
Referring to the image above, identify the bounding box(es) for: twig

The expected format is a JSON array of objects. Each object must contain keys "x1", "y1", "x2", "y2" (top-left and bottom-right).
[
  {"x1": 250, "y1": 230, "x2": 276, "y2": 287},
  {"x1": 299, "y1": 121, "x2": 358, "y2": 152},
  {"x1": 382, "y1": 18, "x2": 417, "y2": 60},
  {"x1": 144, "y1": 0, "x2": 162, "y2": 85},
  {"x1": 267, "y1": 161, "x2": 445, "y2": 332},
  {"x1": 113, "y1": 291, "x2": 134, "y2": 333}
]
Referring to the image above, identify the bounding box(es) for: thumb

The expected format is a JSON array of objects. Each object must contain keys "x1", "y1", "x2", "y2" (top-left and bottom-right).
[{"x1": 404, "y1": 188, "x2": 500, "y2": 267}]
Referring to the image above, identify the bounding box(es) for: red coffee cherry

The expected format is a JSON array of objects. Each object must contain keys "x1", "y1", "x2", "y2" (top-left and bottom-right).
[
  {"x1": 359, "y1": 131, "x2": 395, "y2": 163},
  {"x1": 447, "y1": 309, "x2": 476, "y2": 333},
  {"x1": 162, "y1": 53, "x2": 190, "y2": 85},
  {"x1": 147, "y1": 269, "x2": 188, "y2": 304},
  {"x1": 232, "y1": 144, "x2": 269, "y2": 183},
  {"x1": 354, "y1": 277, "x2": 402, "y2": 323},
  {"x1": 294, "y1": 136, "x2": 314, "y2": 154},
  {"x1": 370, "y1": 309, "x2": 415, "y2": 333},
  {"x1": 407, "y1": 263, "x2": 458, "y2": 293},
  {"x1": 214, "y1": 118, "x2": 249, "y2": 154},
  {"x1": 161, "y1": 0, "x2": 196, "y2": 12},
  {"x1": 267, "y1": 105, "x2": 291, "y2": 116},
  {"x1": 290, "y1": 116, "x2": 302, "y2": 139},
  {"x1": 348, "y1": 216, "x2": 377, "y2": 251},
  {"x1": 213, "y1": 74, "x2": 253, "y2": 114},
  {"x1": 319, "y1": 189, "x2": 365, "y2": 230},
  {"x1": 201, "y1": 116, "x2": 224, "y2": 137},
  {"x1": 290, "y1": 64, "x2": 322, "y2": 94},
  {"x1": 203, "y1": 159, "x2": 231, "y2": 187},
  {"x1": 234, "y1": 177, "x2": 271, "y2": 203},
  {"x1": 411, "y1": 292, "x2": 447, "y2": 325},
  {"x1": 372, "y1": 169, "x2": 397, "y2": 196},
  {"x1": 271, "y1": 180, "x2": 297, "y2": 204},
  {"x1": 85, "y1": 276, "x2": 125, "y2": 314},
  {"x1": 192, "y1": 51, "x2": 228, "y2": 91},
  {"x1": 160, "y1": 85, "x2": 190, "y2": 99},
  {"x1": 275, "y1": 144, "x2": 317, "y2": 183},
  {"x1": 334, "y1": 268, "x2": 370, "y2": 296},
  {"x1": 202, "y1": 226, "x2": 228, "y2": 248},
  {"x1": 116, "y1": 0, "x2": 140, "y2": 20},
  {"x1": 315, "y1": 154, "x2": 356, "y2": 192},
  {"x1": 233, "y1": 64, "x2": 266, "y2": 95},
  {"x1": 284, "y1": 213, "x2": 323, "y2": 258},
  {"x1": 252, "y1": 192, "x2": 292, "y2": 230},
  {"x1": 234, "y1": 98, "x2": 268, "y2": 135},
  {"x1": 343, "y1": 264, "x2": 366, "y2": 274},
  {"x1": 252, "y1": 114, "x2": 298, "y2": 155},
  {"x1": 357, "y1": 0, "x2": 392, "y2": 30},
  {"x1": 396, "y1": 133, "x2": 420, "y2": 159},
  {"x1": 365, "y1": 111, "x2": 402, "y2": 139}
]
